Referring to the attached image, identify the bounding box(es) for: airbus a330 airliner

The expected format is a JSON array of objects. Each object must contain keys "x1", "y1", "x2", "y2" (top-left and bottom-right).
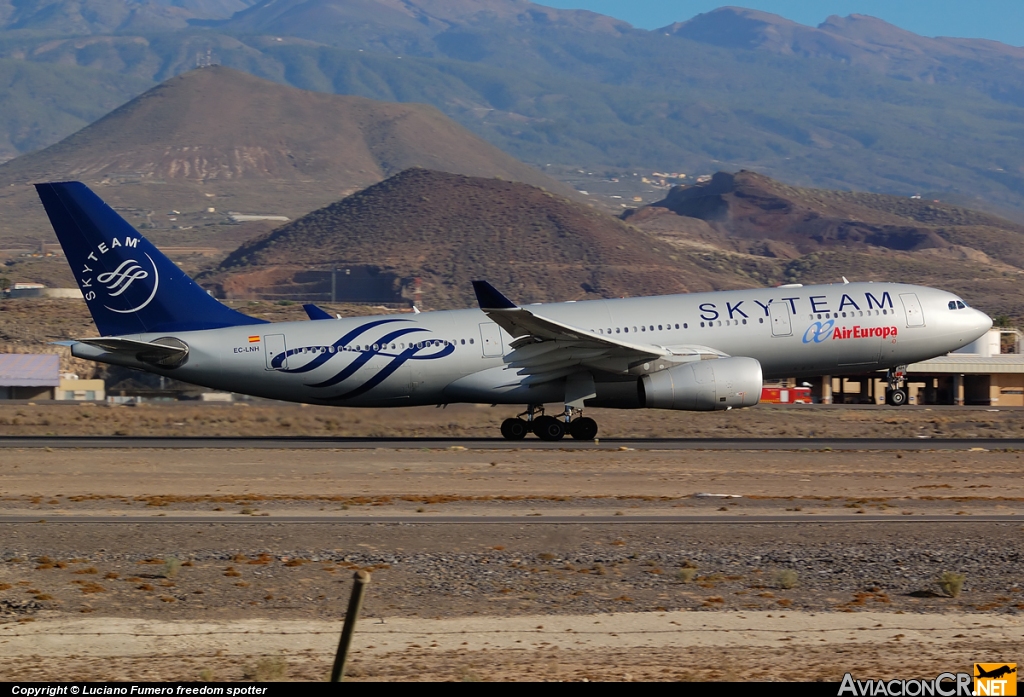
[{"x1": 35, "y1": 182, "x2": 992, "y2": 440}]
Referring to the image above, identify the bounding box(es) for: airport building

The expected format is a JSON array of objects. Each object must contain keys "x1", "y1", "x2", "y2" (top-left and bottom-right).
[
  {"x1": 0, "y1": 354, "x2": 105, "y2": 401},
  {"x1": 810, "y1": 328, "x2": 1024, "y2": 406}
]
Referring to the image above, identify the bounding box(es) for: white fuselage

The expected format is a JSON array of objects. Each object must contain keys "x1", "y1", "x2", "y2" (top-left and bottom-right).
[{"x1": 72, "y1": 282, "x2": 992, "y2": 408}]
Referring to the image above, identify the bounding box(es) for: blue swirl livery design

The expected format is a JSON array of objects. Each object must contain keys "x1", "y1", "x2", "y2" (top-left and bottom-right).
[{"x1": 269, "y1": 319, "x2": 455, "y2": 400}]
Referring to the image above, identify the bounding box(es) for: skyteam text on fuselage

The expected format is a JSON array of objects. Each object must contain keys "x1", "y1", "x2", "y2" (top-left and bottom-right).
[{"x1": 35, "y1": 182, "x2": 993, "y2": 440}]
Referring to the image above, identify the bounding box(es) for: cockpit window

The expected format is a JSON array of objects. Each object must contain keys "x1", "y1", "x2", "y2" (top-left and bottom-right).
[
  {"x1": 948, "y1": 301, "x2": 957, "y2": 310},
  {"x1": 957, "y1": 300, "x2": 967, "y2": 309}
]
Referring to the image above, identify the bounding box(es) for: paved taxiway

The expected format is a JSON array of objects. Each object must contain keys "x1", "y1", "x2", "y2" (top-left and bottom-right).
[
  {"x1": 0, "y1": 514, "x2": 1019, "y2": 524},
  {"x1": 2, "y1": 436, "x2": 1023, "y2": 450}
]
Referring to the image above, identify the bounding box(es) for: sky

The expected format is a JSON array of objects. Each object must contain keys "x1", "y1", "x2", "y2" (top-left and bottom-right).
[{"x1": 539, "y1": 1, "x2": 1024, "y2": 46}]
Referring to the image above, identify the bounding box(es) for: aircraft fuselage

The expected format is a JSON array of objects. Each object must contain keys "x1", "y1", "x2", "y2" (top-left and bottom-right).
[{"x1": 72, "y1": 281, "x2": 991, "y2": 408}]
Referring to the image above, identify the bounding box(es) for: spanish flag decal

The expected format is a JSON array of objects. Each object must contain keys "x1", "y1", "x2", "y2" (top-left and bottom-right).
[{"x1": 249, "y1": 336, "x2": 260, "y2": 343}]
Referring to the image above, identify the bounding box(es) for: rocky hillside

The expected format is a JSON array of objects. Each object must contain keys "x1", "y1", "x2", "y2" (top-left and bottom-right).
[
  {"x1": 626, "y1": 171, "x2": 1024, "y2": 321},
  {"x1": 0, "y1": 65, "x2": 573, "y2": 243},
  {"x1": 209, "y1": 168, "x2": 754, "y2": 309}
]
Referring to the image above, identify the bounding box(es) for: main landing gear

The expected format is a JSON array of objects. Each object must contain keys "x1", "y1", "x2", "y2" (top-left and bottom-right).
[
  {"x1": 500, "y1": 405, "x2": 598, "y2": 441},
  {"x1": 884, "y1": 365, "x2": 909, "y2": 406}
]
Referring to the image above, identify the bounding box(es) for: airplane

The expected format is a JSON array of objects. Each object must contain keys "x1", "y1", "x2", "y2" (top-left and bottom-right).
[
  {"x1": 35, "y1": 181, "x2": 993, "y2": 440},
  {"x1": 975, "y1": 665, "x2": 1016, "y2": 680}
]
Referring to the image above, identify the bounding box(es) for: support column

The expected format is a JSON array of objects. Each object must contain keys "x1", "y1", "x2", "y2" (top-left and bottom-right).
[
  {"x1": 953, "y1": 374, "x2": 964, "y2": 406},
  {"x1": 822, "y1": 375, "x2": 832, "y2": 404}
]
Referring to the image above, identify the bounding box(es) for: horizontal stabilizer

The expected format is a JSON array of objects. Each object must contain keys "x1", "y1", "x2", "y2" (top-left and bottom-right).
[{"x1": 77, "y1": 336, "x2": 189, "y2": 367}]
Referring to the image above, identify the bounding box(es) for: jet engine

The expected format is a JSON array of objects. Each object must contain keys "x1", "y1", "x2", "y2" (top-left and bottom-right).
[{"x1": 638, "y1": 357, "x2": 762, "y2": 411}]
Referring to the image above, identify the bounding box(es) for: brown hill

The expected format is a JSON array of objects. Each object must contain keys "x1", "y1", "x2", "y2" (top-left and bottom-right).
[
  {"x1": 0, "y1": 65, "x2": 574, "y2": 245},
  {"x1": 625, "y1": 171, "x2": 1024, "y2": 321},
  {"x1": 209, "y1": 168, "x2": 754, "y2": 309}
]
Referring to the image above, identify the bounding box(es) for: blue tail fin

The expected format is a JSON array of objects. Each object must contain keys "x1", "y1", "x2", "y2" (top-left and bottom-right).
[{"x1": 35, "y1": 182, "x2": 265, "y2": 336}]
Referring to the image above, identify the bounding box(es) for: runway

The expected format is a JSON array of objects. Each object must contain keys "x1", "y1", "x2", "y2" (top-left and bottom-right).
[
  {"x1": 2, "y1": 436, "x2": 1023, "y2": 450},
  {"x1": 0, "y1": 514, "x2": 1019, "y2": 524}
]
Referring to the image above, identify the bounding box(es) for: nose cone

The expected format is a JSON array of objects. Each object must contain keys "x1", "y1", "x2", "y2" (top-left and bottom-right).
[{"x1": 972, "y1": 309, "x2": 994, "y2": 340}]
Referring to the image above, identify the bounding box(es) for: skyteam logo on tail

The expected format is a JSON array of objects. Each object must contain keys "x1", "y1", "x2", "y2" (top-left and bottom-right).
[{"x1": 78, "y1": 237, "x2": 160, "y2": 314}]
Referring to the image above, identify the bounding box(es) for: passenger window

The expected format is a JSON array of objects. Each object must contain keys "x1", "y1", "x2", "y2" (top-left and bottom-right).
[
  {"x1": 649, "y1": 325, "x2": 654, "y2": 331},
  {"x1": 683, "y1": 323, "x2": 687, "y2": 329},
  {"x1": 742, "y1": 319, "x2": 747, "y2": 325},
  {"x1": 641, "y1": 326, "x2": 646, "y2": 332},
  {"x1": 700, "y1": 322, "x2": 705, "y2": 328},
  {"x1": 461, "y1": 339, "x2": 465, "y2": 345},
  {"x1": 470, "y1": 338, "x2": 474, "y2": 344},
  {"x1": 759, "y1": 318, "x2": 764, "y2": 323},
  {"x1": 658, "y1": 325, "x2": 663, "y2": 330}
]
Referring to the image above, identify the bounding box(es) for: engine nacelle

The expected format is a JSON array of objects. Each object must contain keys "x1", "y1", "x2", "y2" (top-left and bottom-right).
[{"x1": 638, "y1": 357, "x2": 762, "y2": 411}]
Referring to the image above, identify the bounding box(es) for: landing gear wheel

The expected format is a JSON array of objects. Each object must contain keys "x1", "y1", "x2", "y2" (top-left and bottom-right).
[
  {"x1": 568, "y1": 417, "x2": 598, "y2": 440},
  {"x1": 532, "y1": 415, "x2": 565, "y2": 441},
  {"x1": 500, "y1": 418, "x2": 529, "y2": 440},
  {"x1": 887, "y1": 388, "x2": 908, "y2": 406}
]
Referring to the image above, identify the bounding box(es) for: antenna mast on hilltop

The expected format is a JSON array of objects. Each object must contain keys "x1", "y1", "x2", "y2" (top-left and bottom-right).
[{"x1": 195, "y1": 49, "x2": 215, "y2": 68}]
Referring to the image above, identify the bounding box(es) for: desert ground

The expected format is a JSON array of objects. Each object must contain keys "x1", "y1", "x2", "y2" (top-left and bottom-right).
[{"x1": 1, "y1": 404, "x2": 1022, "y2": 682}]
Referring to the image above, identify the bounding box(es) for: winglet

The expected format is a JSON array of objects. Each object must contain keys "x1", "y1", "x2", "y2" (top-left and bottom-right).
[
  {"x1": 303, "y1": 303, "x2": 333, "y2": 320},
  {"x1": 472, "y1": 280, "x2": 517, "y2": 310}
]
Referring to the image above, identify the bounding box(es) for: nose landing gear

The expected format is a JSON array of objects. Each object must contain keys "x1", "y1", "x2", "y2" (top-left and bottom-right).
[{"x1": 498, "y1": 405, "x2": 600, "y2": 440}]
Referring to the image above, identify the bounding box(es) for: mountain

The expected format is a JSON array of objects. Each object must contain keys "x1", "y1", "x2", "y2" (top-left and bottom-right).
[
  {"x1": 0, "y1": 0, "x2": 254, "y2": 35},
  {"x1": 626, "y1": 171, "x2": 1024, "y2": 321},
  {"x1": 3, "y1": 3, "x2": 1024, "y2": 216},
  {"x1": 209, "y1": 168, "x2": 753, "y2": 309},
  {"x1": 200, "y1": 0, "x2": 630, "y2": 51},
  {"x1": 0, "y1": 65, "x2": 575, "y2": 243},
  {"x1": 665, "y1": 7, "x2": 1024, "y2": 106}
]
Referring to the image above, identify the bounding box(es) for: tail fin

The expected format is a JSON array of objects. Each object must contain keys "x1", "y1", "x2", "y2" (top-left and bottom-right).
[{"x1": 35, "y1": 182, "x2": 265, "y2": 336}]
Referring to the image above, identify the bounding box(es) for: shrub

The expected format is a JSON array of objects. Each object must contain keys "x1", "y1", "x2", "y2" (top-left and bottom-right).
[
  {"x1": 772, "y1": 570, "x2": 799, "y2": 589},
  {"x1": 244, "y1": 657, "x2": 287, "y2": 681},
  {"x1": 163, "y1": 557, "x2": 182, "y2": 578},
  {"x1": 938, "y1": 572, "x2": 965, "y2": 598}
]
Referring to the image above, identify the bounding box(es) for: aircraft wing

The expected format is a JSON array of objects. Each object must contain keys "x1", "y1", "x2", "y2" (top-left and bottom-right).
[{"x1": 473, "y1": 280, "x2": 685, "y2": 385}]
